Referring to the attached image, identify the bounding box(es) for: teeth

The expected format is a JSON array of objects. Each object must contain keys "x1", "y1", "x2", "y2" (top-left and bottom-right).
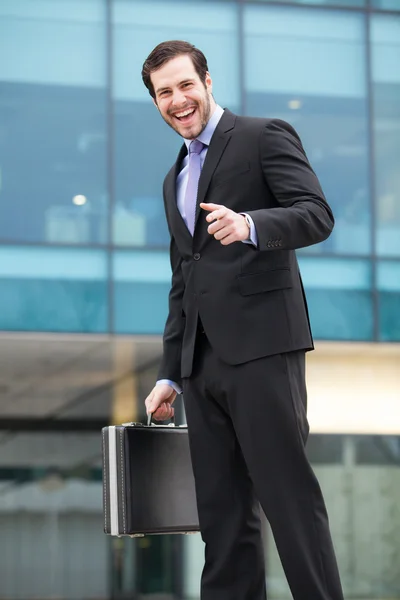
[{"x1": 176, "y1": 108, "x2": 195, "y2": 118}]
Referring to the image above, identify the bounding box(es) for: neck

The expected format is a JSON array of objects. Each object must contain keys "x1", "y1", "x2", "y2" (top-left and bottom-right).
[{"x1": 208, "y1": 98, "x2": 217, "y2": 120}]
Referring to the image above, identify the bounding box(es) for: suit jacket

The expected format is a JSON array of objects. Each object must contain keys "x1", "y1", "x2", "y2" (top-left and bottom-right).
[{"x1": 157, "y1": 110, "x2": 334, "y2": 385}]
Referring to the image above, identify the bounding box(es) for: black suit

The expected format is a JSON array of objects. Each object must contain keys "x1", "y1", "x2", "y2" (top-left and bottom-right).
[{"x1": 158, "y1": 110, "x2": 344, "y2": 600}]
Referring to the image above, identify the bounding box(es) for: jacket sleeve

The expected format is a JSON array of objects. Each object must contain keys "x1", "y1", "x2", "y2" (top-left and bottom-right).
[
  {"x1": 247, "y1": 119, "x2": 334, "y2": 251},
  {"x1": 157, "y1": 226, "x2": 185, "y2": 387}
]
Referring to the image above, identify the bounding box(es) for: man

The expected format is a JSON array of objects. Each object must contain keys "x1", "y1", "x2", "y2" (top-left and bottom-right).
[{"x1": 142, "y1": 40, "x2": 344, "y2": 600}]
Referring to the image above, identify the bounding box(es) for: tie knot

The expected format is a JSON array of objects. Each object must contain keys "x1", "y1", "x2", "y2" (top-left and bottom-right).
[{"x1": 189, "y1": 139, "x2": 204, "y2": 155}]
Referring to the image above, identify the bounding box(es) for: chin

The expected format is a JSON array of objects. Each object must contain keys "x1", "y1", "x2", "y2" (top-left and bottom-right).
[{"x1": 185, "y1": 123, "x2": 203, "y2": 139}]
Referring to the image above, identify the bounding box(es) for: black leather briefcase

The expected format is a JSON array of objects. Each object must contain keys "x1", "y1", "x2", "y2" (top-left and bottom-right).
[{"x1": 102, "y1": 416, "x2": 200, "y2": 537}]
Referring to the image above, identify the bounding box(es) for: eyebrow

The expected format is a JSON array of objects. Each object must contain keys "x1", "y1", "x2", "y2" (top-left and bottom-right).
[{"x1": 156, "y1": 79, "x2": 195, "y2": 95}]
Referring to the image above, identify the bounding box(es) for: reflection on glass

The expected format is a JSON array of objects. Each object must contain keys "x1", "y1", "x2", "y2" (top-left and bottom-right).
[
  {"x1": 112, "y1": 0, "x2": 241, "y2": 248},
  {"x1": 0, "y1": 1, "x2": 108, "y2": 244},
  {"x1": 371, "y1": 16, "x2": 400, "y2": 257},
  {"x1": 244, "y1": 5, "x2": 370, "y2": 255}
]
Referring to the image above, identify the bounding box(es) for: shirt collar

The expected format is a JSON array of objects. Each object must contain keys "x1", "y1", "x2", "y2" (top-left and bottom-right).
[{"x1": 183, "y1": 104, "x2": 224, "y2": 150}]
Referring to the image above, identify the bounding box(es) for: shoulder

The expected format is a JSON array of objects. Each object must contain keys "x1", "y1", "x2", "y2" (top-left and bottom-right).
[
  {"x1": 229, "y1": 112, "x2": 307, "y2": 159},
  {"x1": 234, "y1": 114, "x2": 300, "y2": 140}
]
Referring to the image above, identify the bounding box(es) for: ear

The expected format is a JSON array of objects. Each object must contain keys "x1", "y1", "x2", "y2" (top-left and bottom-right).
[
  {"x1": 205, "y1": 72, "x2": 213, "y2": 95},
  {"x1": 152, "y1": 97, "x2": 159, "y2": 110}
]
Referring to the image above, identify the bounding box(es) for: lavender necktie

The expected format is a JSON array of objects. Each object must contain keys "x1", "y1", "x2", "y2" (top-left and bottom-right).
[{"x1": 184, "y1": 139, "x2": 205, "y2": 235}]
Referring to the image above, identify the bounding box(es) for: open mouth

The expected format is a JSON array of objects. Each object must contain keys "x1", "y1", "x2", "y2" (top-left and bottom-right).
[{"x1": 173, "y1": 107, "x2": 197, "y2": 125}]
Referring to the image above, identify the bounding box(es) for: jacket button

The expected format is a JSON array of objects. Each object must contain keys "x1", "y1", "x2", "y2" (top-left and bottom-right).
[{"x1": 193, "y1": 253, "x2": 201, "y2": 261}]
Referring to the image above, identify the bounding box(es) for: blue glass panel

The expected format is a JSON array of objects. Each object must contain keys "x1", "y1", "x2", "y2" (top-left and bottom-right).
[
  {"x1": 377, "y1": 261, "x2": 400, "y2": 341},
  {"x1": 0, "y1": 1, "x2": 108, "y2": 244},
  {"x1": 298, "y1": 257, "x2": 373, "y2": 340},
  {"x1": 371, "y1": 16, "x2": 400, "y2": 256},
  {"x1": 0, "y1": 247, "x2": 108, "y2": 332},
  {"x1": 114, "y1": 281, "x2": 170, "y2": 334},
  {"x1": 113, "y1": 251, "x2": 170, "y2": 333},
  {"x1": 244, "y1": 6, "x2": 370, "y2": 255},
  {"x1": 372, "y1": 0, "x2": 400, "y2": 9},
  {"x1": 112, "y1": 0, "x2": 240, "y2": 247}
]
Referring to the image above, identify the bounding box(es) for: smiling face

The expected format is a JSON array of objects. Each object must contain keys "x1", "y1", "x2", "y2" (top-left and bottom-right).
[{"x1": 150, "y1": 54, "x2": 216, "y2": 140}]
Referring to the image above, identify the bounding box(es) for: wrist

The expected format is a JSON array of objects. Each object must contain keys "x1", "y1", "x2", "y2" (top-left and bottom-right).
[{"x1": 242, "y1": 214, "x2": 251, "y2": 241}]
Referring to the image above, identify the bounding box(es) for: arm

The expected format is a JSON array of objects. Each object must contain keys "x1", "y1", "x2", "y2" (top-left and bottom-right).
[
  {"x1": 247, "y1": 119, "x2": 334, "y2": 251},
  {"x1": 156, "y1": 234, "x2": 185, "y2": 386},
  {"x1": 145, "y1": 226, "x2": 186, "y2": 421}
]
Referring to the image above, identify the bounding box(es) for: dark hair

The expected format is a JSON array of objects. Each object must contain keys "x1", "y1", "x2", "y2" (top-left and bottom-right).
[{"x1": 142, "y1": 40, "x2": 208, "y2": 99}]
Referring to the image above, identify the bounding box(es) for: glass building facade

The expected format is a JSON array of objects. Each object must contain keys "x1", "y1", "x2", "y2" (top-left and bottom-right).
[
  {"x1": 1, "y1": 0, "x2": 400, "y2": 341},
  {"x1": 0, "y1": 0, "x2": 399, "y2": 599}
]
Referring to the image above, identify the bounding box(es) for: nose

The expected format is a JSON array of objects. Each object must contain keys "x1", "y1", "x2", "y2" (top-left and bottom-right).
[{"x1": 171, "y1": 89, "x2": 187, "y2": 107}]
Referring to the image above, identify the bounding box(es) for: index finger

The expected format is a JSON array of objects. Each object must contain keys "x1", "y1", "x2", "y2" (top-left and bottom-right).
[{"x1": 200, "y1": 203, "x2": 222, "y2": 212}]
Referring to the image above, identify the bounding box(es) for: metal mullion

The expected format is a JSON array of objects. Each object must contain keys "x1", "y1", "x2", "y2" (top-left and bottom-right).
[
  {"x1": 369, "y1": 7, "x2": 400, "y2": 15},
  {"x1": 0, "y1": 240, "x2": 109, "y2": 249},
  {"x1": 243, "y1": 0, "x2": 400, "y2": 15},
  {"x1": 243, "y1": 0, "x2": 365, "y2": 14},
  {"x1": 364, "y1": 10, "x2": 380, "y2": 341},
  {"x1": 106, "y1": 0, "x2": 115, "y2": 335}
]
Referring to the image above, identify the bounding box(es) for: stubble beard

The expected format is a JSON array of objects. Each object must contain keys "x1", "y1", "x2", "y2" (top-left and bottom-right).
[{"x1": 164, "y1": 89, "x2": 212, "y2": 140}]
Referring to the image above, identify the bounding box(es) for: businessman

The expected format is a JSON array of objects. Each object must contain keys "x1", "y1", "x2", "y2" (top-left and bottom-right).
[{"x1": 143, "y1": 40, "x2": 344, "y2": 600}]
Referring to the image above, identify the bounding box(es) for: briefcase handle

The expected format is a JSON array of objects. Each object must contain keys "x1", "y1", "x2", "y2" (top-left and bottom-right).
[{"x1": 147, "y1": 412, "x2": 175, "y2": 427}]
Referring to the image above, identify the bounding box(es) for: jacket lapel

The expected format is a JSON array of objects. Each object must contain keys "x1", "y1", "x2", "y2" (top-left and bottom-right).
[
  {"x1": 194, "y1": 109, "x2": 236, "y2": 230},
  {"x1": 164, "y1": 143, "x2": 192, "y2": 246}
]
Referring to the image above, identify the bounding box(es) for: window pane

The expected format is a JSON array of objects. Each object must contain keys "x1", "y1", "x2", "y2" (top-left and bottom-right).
[
  {"x1": 113, "y1": 250, "x2": 170, "y2": 333},
  {"x1": 244, "y1": 6, "x2": 370, "y2": 255},
  {"x1": 298, "y1": 257, "x2": 373, "y2": 340},
  {"x1": 371, "y1": 16, "x2": 400, "y2": 256},
  {"x1": 112, "y1": 0, "x2": 240, "y2": 247},
  {"x1": 372, "y1": 0, "x2": 400, "y2": 9},
  {"x1": 0, "y1": 247, "x2": 108, "y2": 332},
  {"x1": 377, "y1": 261, "x2": 400, "y2": 341},
  {"x1": 0, "y1": 1, "x2": 108, "y2": 244}
]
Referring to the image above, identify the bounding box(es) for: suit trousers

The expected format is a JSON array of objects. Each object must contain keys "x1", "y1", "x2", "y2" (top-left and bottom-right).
[{"x1": 182, "y1": 331, "x2": 344, "y2": 600}]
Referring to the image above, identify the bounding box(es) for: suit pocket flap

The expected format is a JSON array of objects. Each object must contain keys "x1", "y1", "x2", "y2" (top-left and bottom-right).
[{"x1": 237, "y1": 269, "x2": 291, "y2": 296}]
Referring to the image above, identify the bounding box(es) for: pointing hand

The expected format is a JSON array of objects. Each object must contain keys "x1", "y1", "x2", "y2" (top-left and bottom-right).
[{"x1": 200, "y1": 203, "x2": 250, "y2": 245}]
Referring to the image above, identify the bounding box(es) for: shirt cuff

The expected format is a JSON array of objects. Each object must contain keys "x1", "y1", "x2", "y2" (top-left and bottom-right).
[
  {"x1": 156, "y1": 379, "x2": 183, "y2": 395},
  {"x1": 240, "y1": 213, "x2": 258, "y2": 247}
]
